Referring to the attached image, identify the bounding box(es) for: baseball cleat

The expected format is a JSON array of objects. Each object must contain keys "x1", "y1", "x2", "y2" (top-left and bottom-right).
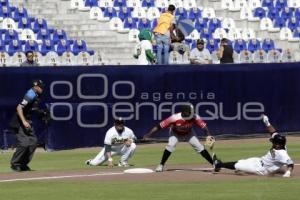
[
  {"x1": 118, "y1": 161, "x2": 129, "y2": 167},
  {"x1": 212, "y1": 153, "x2": 221, "y2": 172},
  {"x1": 85, "y1": 159, "x2": 91, "y2": 165},
  {"x1": 155, "y1": 164, "x2": 164, "y2": 172}
]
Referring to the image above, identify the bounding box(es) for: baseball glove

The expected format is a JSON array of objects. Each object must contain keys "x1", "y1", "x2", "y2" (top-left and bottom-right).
[{"x1": 204, "y1": 136, "x2": 215, "y2": 150}]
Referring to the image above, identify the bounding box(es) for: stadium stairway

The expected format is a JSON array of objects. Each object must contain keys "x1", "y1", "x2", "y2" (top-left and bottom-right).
[{"x1": 11, "y1": 0, "x2": 137, "y2": 65}]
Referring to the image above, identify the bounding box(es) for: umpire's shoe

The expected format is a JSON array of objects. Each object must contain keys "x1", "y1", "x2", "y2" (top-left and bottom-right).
[
  {"x1": 11, "y1": 165, "x2": 22, "y2": 172},
  {"x1": 212, "y1": 154, "x2": 221, "y2": 172},
  {"x1": 155, "y1": 164, "x2": 164, "y2": 172}
]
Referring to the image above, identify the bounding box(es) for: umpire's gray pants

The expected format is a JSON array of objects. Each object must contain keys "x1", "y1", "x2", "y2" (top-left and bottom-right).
[
  {"x1": 165, "y1": 130, "x2": 204, "y2": 153},
  {"x1": 11, "y1": 126, "x2": 38, "y2": 167}
]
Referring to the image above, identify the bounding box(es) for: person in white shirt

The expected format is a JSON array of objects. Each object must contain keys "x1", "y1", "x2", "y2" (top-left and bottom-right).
[
  {"x1": 213, "y1": 115, "x2": 294, "y2": 177},
  {"x1": 85, "y1": 118, "x2": 136, "y2": 167},
  {"x1": 133, "y1": 29, "x2": 156, "y2": 65},
  {"x1": 189, "y1": 39, "x2": 212, "y2": 64}
]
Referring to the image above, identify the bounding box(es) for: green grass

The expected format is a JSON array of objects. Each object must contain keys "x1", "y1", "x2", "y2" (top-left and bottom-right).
[{"x1": 0, "y1": 139, "x2": 299, "y2": 200}]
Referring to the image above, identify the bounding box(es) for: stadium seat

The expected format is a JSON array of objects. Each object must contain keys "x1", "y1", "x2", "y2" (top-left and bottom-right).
[
  {"x1": 72, "y1": 39, "x2": 88, "y2": 55},
  {"x1": 132, "y1": 7, "x2": 146, "y2": 19},
  {"x1": 89, "y1": 7, "x2": 103, "y2": 20},
  {"x1": 229, "y1": 0, "x2": 248, "y2": 12},
  {"x1": 41, "y1": 39, "x2": 55, "y2": 56},
  {"x1": 53, "y1": 29, "x2": 68, "y2": 44},
  {"x1": 13, "y1": 6, "x2": 28, "y2": 22},
  {"x1": 0, "y1": 51, "x2": 10, "y2": 67},
  {"x1": 0, "y1": 39, "x2": 6, "y2": 51},
  {"x1": 155, "y1": 0, "x2": 168, "y2": 10},
  {"x1": 202, "y1": 7, "x2": 216, "y2": 19},
  {"x1": 274, "y1": 16, "x2": 287, "y2": 29},
  {"x1": 292, "y1": 27, "x2": 300, "y2": 40},
  {"x1": 169, "y1": 50, "x2": 183, "y2": 64},
  {"x1": 10, "y1": 51, "x2": 26, "y2": 66},
  {"x1": 183, "y1": 0, "x2": 197, "y2": 10},
  {"x1": 8, "y1": 40, "x2": 22, "y2": 56},
  {"x1": 195, "y1": 17, "x2": 208, "y2": 31},
  {"x1": 20, "y1": 29, "x2": 36, "y2": 41},
  {"x1": 211, "y1": 51, "x2": 220, "y2": 64},
  {"x1": 99, "y1": 0, "x2": 114, "y2": 10},
  {"x1": 248, "y1": 0, "x2": 262, "y2": 10},
  {"x1": 213, "y1": 28, "x2": 227, "y2": 40},
  {"x1": 253, "y1": 49, "x2": 267, "y2": 63},
  {"x1": 77, "y1": 51, "x2": 93, "y2": 65},
  {"x1": 275, "y1": 0, "x2": 288, "y2": 10},
  {"x1": 281, "y1": 49, "x2": 295, "y2": 62},
  {"x1": 288, "y1": 0, "x2": 300, "y2": 8},
  {"x1": 280, "y1": 7, "x2": 293, "y2": 21},
  {"x1": 109, "y1": 17, "x2": 123, "y2": 31},
  {"x1": 188, "y1": 7, "x2": 201, "y2": 21},
  {"x1": 119, "y1": 7, "x2": 132, "y2": 21},
  {"x1": 175, "y1": 7, "x2": 188, "y2": 20},
  {"x1": 114, "y1": 0, "x2": 127, "y2": 8},
  {"x1": 267, "y1": 7, "x2": 280, "y2": 21},
  {"x1": 169, "y1": 0, "x2": 183, "y2": 9},
  {"x1": 128, "y1": 28, "x2": 140, "y2": 42},
  {"x1": 33, "y1": 18, "x2": 48, "y2": 33},
  {"x1": 0, "y1": 6, "x2": 13, "y2": 19},
  {"x1": 280, "y1": 27, "x2": 293, "y2": 40},
  {"x1": 206, "y1": 39, "x2": 219, "y2": 53},
  {"x1": 137, "y1": 18, "x2": 151, "y2": 30},
  {"x1": 77, "y1": 0, "x2": 90, "y2": 11},
  {"x1": 32, "y1": 51, "x2": 43, "y2": 66},
  {"x1": 186, "y1": 29, "x2": 200, "y2": 41},
  {"x1": 2, "y1": 18, "x2": 16, "y2": 30},
  {"x1": 253, "y1": 7, "x2": 266, "y2": 19},
  {"x1": 227, "y1": 28, "x2": 242, "y2": 41},
  {"x1": 248, "y1": 38, "x2": 261, "y2": 52},
  {"x1": 18, "y1": 17, "x2": 32, "y2": 29},
  {"x1": 240, "y1": 7, "x2": 258, "y2": 21},
  {"x1": 208, "y1": 18, "x2": 221, "y2": 32},
  {"x1": 260, "y1": 17, "x2": 273, "y2": 31},
  {"x1": 222, "y1": 18, "x2": 236, "y2": 30},
  {"x1": 0, "y1": 0, "x2": 9, "y2": 6},
  {"x1": 85, "y1": 0, "x2": 99, "y2": 8},
  {"x1": 262, "y1": 0, "x2": 274, "y2": 8},
  {"x1": 267, "y1": 49, "x2": 281, "y2": 63},
  {"x1": 70, "y1": 0, "x2": 80, "y2": 10},
  {"x1": 146, "y1": 7, "x2": 160, "y2": 21},
  {"x1": 182, "y1": 50, "x2": 190, "y2": 64},
  {"x1": 43, "y1": 51, "x2": 60, "y2": 66},
  {"x1": 200, "y1": 28, "x2": 213, "y2": 41},
  {"x1": 127, "y1": 0, "x2": 142, "y2": 10},
  {"x1": 4, "y1": 29, "x2": 18, "y2": 45},
  {"x1": 295, "y1": 8, "x2": 300, "y2": 21},
  {"x1": 239, "y1": 50, "x2": 253, "y2": 63},
  {"x1": 61, "y1": 51, "x2": 75, "y2": 66},
  {"x1": 142, "y1": 0, "x2": 155, "y2": 9},
  {"x1": 24, "y1": 40, "x2": 39, "y2": 52},
  {"x1": 262, "y1": 38, "x2": 275, "y2": 52},
  {"x1": 103, "y1": 7, "x2": 117, "y2": 20},
  {"x1": 233, "y1": 39, "x2": 247, "y2": 53},
  {"x1": 241, "y1": 28, "x2": 256, "y2": 41},
  {"x1": 123, "y1": 17, "x2": 138, "y2": 30},
  {"x1": 221, "y1": 0, "x2": 234, "y2": 10},
  {"x1": 37, "y1": 28, "x2": 51, "y2": 42},
  {"x1": 56, "y1": 39, "x2": 72, "y2": 56},
  {"x1": 287, "y1": 17, "x2": 300, "y2": 32}
]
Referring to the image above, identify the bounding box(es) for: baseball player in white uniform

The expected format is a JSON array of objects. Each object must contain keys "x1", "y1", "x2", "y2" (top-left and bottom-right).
[
  {"x1": 85, "y1": 118, "x2": 136, "y2": 167},
  {"x1": 213, "y1": 115, "x2": 294, "y2": 177}
]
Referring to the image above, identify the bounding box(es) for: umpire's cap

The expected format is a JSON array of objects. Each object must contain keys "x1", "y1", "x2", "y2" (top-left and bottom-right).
[
  {"x1": 114, "y1": 117, "x2": 125, "y2": 125},
  {"x1": 32, "y1": 79, "x2": 45, "y2": 89},
  {"x1": 271, "y1": 134, "x2": 286, "y2": 146}
]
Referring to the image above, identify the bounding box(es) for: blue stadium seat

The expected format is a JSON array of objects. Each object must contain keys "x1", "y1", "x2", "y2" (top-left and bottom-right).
[
  {"x1": 262, "y1": 38, "x2": 275, "y2": 52},
  {"x1": 37, "y1": 28, "x2": 51, "y2": 41},
  {"x1": 208, "y1": 18, "x2": 221, "y2": 32},
  {"x1": 0, "y1": 40, "x2": 6, "y2": 51},
  {"x1": 0, "y1": 0, "x2": 9, "y2": 6},
  {"x1": 287, "y1": 17, "x2": 299, "y2": 32},
  {"x1": 295, "y1": 8, "x2": 300, "y2": 21},
  {"x1": 124, "y1": 17, "x2": 137, "y2": 29},
  {"x1": 56, "y1": 39, "x2": 71, "y2": 56},
  {"x1": 4, "y1": 29, "x2": 18, "y2": 45},
  {"x1": 118, "y1": 7, "x2": 132, "y2": 21},
  {"x1": 114, "y1": 0, "x2": 127, "y2": 8},
  {"x1": 275, "y1": 0, "x2": 287, "y2": 11},
  {"x1": 41, "y1": 39, "x2": 55, "y2": 56},
  {"x1": 141, "y1": 0, "x2": 155, "y2": 9},
  {"x1": 138, "y1": 18, "x2": 151, "y2": 30},
  {"x1": 0, "y1": 6, "x2": 13, "y2": 18},
  {"x1": 8, "y1": 39, "x2": 23, "y2": 56},
  {"x1": 206, "y1": 39, "x2": 219, "y2": 53},
  {"x1": 53, "y1": 29, "x2": 68, "y2": 44},
  {"x1": 85, "y1": 0, "x2": 99, "y2": 8},
  {"x1": 72, "y1": 39, "x2": 88, "y2": 55},
  {"x1": 262, "y1": 0, "x2": 274, "y2": 8},
  {"x1": 188, "y1": 7, "x2": 201, "y2": 21},
  {"x1": 175, "y1": 7, "x2": 188, "y2": 21},
  {"x1": 253, "y1": 7, "x2": 266, "y2": 19},
  {"x1": 293, "y1": 27, "x2": 300, "y2": 38},
  {"x1": 274, "y1": 16, "x2": 286, "y2": 29},
  {"x1": 103, "y1": 7, "x2": 117, "y2": 19},
  {"x1": 200, "y1": 28, "x2": 212, "y2": 41},
  {"x1": 248, "y1": 39, "x2": 261, "y2": 53},
  {"x1": 13, "y1": 6, "x2": 28, "y2": 22},
  {"x1": 195, "y1": 18, "x2": 208, "y2": 32},
  {"x1": 234, "y1": 39, "x2": 247, "y2": 53},
  {"x1": 33, "y1": 18, "x2": 48, "y2": 33},
  {"x1": 24, "y1": 40, "x2": 39, "y2": 52},
  {"x1": 267, "y1": 7, "x2": 280, "y2": 20},
  {"x1": 18, "y1": 17, "x2": 32, "y2": 29},
  {"x1": 280, "y1": 7, "x2": 293, "y2": 21},
  {"x1": 151, "y1": 18, "x2": 157, "y2": 30}
]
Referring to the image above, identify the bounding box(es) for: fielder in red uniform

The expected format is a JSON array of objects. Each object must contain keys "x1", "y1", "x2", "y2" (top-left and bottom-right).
[{"x1": 143, "y1": 104, "x2": 215, "y2": 172}]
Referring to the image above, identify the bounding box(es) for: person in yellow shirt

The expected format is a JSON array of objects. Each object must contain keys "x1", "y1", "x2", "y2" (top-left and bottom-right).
[{"x1": 153, "y1": 5, "x2": 176, "y2": 65}]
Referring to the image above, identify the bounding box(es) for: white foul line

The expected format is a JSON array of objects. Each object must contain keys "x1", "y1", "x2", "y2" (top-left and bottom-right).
[{"x1": 0, "y1": 172, "x2": 124, "y2": 183}]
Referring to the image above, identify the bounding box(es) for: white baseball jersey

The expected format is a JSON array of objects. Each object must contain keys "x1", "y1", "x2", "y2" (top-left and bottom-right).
[
  {"x1": 104, "y1": 126, "x2": 136, "y2": 147},
  {"x1": 235, "y1": 133, "x2": 293, "y2": 175},
  {"x1": 134, "y1": 40, "x2": 153, "y2": 65}
]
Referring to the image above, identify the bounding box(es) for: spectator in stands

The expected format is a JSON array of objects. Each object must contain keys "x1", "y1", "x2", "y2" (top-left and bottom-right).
[
  {"x1": 217, "y1": 38, "x2": 234, "y2": 64},
  {"x1": 153, "y1": 4, "x2": 176, "y2": 65},
  {"x1": 189, "y1": 39, "x2": 212, "y2": 64},
  {"x1": 133, "y1": 29, "x2": 156, "y2": 65},
  {"x1": 170, "y1": 24, "x2": 189, "y2": 54},
  {"x1": 21, "y1": 51, "x2": 39, "y2": 66}
]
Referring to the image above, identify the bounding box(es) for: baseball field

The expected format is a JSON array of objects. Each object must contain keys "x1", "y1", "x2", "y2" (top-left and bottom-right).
[{"x1": 0, "y1": 136, "x2": 299, "y2": 200}]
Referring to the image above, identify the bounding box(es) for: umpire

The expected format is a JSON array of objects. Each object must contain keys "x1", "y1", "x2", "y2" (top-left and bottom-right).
[{"x1": 9, "y1": 79, "x2": 45, "y2": 172}]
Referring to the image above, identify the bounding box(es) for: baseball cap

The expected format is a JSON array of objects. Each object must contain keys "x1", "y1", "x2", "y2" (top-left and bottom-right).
[
  {"x1": 197, "y1": 39, "x2": 205, "y2": 45},
  {"x1": 32, "y1": 79, "x2": 45, "y2": 89}
]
